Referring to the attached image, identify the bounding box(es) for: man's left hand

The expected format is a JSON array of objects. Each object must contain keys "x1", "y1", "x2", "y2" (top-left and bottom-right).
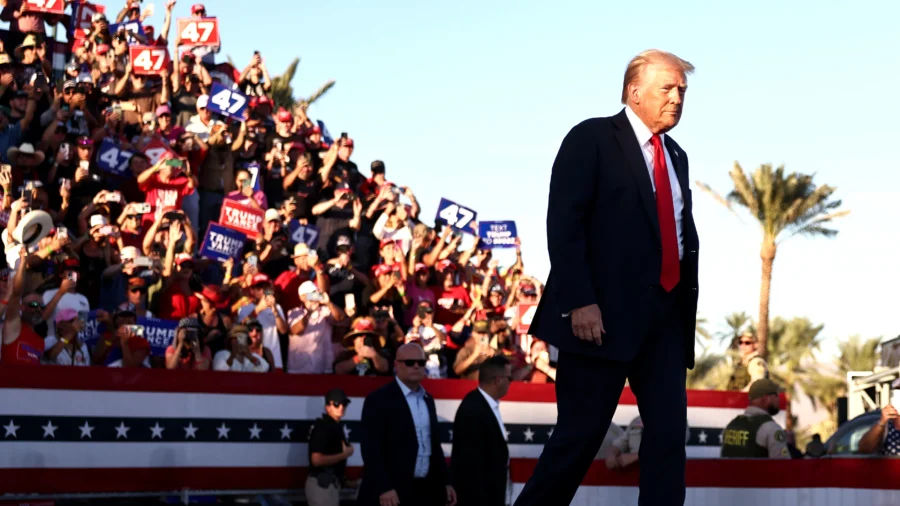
[{"x1": 445, "y1": 485, "x2": 457, "y2": 506}]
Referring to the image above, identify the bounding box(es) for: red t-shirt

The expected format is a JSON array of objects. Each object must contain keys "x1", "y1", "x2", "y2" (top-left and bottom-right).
[
  {"x1": 1, "y1": 324, "x2": 45, "y2": 365},
  {"x1": 274, "y1": 269, "x2": 312, "y2": 313},
  {"x1": 138, "y1": 173, "x2": 194, "y2": 225},
  {"x1": 157, "y1": 283, "x2": 200, "y2": 320},
  {"x1": 430, "y1": 285, "x2": 472, "y2": 326}
]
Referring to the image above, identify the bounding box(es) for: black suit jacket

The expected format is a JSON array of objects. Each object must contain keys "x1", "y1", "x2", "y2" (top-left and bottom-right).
[
  {"x1": 530, "y1": 109, "x2": 700, "y2": 368},
  {"x1": 358, "y1": 379, "x2": 448, "y2": 506},
  {"x1": 450, "y1": 389, "x2": 509, "y2": 506}
]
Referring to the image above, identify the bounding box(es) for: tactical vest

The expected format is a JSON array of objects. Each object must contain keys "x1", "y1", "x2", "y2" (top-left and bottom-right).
[
  {"x1": 720, "y1": 414, "x2": 771, "y2": 458},
  {"x1": 728, "y1": 356, "x2": 764, "y2": 391}
]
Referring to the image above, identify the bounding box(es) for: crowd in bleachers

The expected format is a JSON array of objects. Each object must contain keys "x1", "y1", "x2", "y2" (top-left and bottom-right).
[{"x1": 0, "y1": 0, "x2": 557, "y2": 383}]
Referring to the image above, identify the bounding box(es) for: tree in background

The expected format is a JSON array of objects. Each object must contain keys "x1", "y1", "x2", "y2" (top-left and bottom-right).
[
  {"x1": 696, "y1": 163, "x2": 848, "y2": 360},
  {"x1": 766, "y1": 317, "x2": 825, "y2": 431},
  {"x1": 270, "y1": 58, "x2": 335, "y2": 113}
]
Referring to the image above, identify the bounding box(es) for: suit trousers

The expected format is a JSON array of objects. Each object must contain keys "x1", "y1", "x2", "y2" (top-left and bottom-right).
[{"x1": 513, "y1": 285, "x2": 688, "y2": 506}]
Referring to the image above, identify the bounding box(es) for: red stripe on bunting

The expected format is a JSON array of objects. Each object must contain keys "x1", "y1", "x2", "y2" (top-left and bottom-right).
[
  {"x1": 2, "y1": 459, "x2": 897, "y2": 495},
  {"x1": 508, "y1": 458, "x2": 900, "y2": 490},
  {"x1": 0, "y1": 364, "x2": 769, "y2": 407}
]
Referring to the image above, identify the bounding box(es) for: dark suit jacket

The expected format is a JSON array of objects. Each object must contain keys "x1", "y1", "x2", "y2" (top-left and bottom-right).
[
  {"x1": 529, "y1": 109, "x2": 700, "y2": 368},
  {"x1": 358, "y1": 379, "x2": 448, "y2": 506},
  {"x1": 450, "y1": 389, "x2": 509, "y2": 506}
]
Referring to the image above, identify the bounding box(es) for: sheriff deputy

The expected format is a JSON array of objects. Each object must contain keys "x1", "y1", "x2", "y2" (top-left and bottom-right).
[{"x1": 720, "y1": 378, "x2": 790, "y2": 459}]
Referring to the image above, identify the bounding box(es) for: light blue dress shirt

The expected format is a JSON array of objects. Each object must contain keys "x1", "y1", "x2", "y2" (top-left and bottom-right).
[{"x1": 396, "y1": 377, "x2": 432, "y2": 477}]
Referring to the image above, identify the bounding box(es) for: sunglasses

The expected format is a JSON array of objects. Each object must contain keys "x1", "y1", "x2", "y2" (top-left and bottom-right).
[
  {"x1": 129, "y1": 287, "x2": 146, "y2": 293},
  {"x1": 329, "y1": 401, "x2": 348, "y2": 408},
  {"x1": 739, "y1": 340, "x2": 754, "y2": 346},
  {"x1": 127, "y1": 214, "x2": 140, "y2": 220},
  {"x1": 25, "y1": 301, "x2": 44, "y2": 309},
  {"x1": 400, "y1": 359, "x2": 427, "y2": 367}
]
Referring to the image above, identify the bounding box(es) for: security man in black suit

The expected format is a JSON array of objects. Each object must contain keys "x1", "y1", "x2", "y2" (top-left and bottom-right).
[
  {"x1": 451, "y1": 355, "x2": 512, "y2": 506},
  {"x1": 513, "y1": 49, "x2": 700, "y2": 506},
  {"x1": 358, "y1": 342, "x2": 457, "y2": 506}
]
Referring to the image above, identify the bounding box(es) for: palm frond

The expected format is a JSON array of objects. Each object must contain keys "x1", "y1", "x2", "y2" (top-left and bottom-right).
[{"x1": 306, "y1": 79, "x2": 335, "y2": 106}]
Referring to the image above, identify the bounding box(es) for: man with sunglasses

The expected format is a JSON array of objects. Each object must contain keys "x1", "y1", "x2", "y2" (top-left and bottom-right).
[
  {"x1": 306, "y1": 388, "x2": 354, "y2": 506},
  {"x1": 727, "y1": 332, "x2": 769, "y2": 392},
  {"x1": 358, "y1": 343, "x2": 456, "y2": 506},
  {"x1": 1, "y1": 248, "x2": 44, "y2": 365}
]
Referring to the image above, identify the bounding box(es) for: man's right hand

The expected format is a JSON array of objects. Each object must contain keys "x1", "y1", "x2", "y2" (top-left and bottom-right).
[
  {"x1": 379, "y1": 490, "x2": 400, "y2": 506},
  {"x1": 342, "y1": 441, "x2": 355, "y2": 458},
  {"x1": 880, "y1": 405, "x2": 898, "y2": 427},
  {"x1": 571, "y1": 304, "x2": 605, "y2": 345}
]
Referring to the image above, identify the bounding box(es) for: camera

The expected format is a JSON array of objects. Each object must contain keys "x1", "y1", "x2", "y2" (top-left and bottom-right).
[
  {"x1": 236, "y1": 334, "x2": 249, "y2": 347},
  {"x1": 125, "y1": 324, "x2": 145, "y2": 337},
  {"x1": 105, "y1": 191, "x2": 122, "y2": 203},
  {"x1": 134, "y1": 202, "x2": 151, "y2": 214},
  {"x1": 306, "y1": 291, "x2": 323, "y2": 303},
  {"x1": 373, "y1": 309, "x2": 390, "y2": 320},
  {"x1": 163, "y1": 211, "x2": 183, "y2": 221}
]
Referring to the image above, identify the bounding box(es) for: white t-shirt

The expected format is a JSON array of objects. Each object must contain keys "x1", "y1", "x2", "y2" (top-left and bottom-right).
[
  {"x1": 42, "y1": 289, "x2": 91, "y2": 344},
  {"x1": 236, "y1": 303, "x2": 285, "y2": 369},
  {"x1": 286, "y1": 306, "x2": 334, "y2": 374},
  {"x1": 52, "y1": 342, "x2": 91, "y2": 366},
  {"x1": 212, "y1": 349, "x2": 269, "y2": 372}
]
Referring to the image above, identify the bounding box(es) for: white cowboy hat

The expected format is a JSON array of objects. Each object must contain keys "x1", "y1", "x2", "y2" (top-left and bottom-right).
[
  {"x1": 7, "y1": 143, "x2": 46, "y2": 165},
  {"x1": 13, "y1": 210, "x2": 52, "y2": 248}
]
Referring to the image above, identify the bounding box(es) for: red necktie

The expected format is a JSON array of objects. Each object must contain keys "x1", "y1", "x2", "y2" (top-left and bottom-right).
[{"x1": 650, "y1": 134, "x2": 680, "y2": 291}]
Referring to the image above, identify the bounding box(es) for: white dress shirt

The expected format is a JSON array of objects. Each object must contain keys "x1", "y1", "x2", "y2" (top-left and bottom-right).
[
  {"x1": 624, "y1": 105, "x2": 685, "y2": 259},
  {"x1": 478, "y1": 387, "x2": 507, "y2": 440},
  {"x1": 396, "y1": 377, "x2": 432, "y2": 478}
]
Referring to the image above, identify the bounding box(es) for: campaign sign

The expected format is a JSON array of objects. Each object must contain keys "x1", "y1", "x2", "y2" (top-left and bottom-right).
[
  {"x1": 200, "y1": 223, "x2": 247, "y2": 262},
  {"x1": 207, "y1": 82, "x2": 249, "y2": 120},
  {"x1": 177, "y1": 18, "x2": 220, "y2": 46},
  {"x1": 435, "y1": 198, "x2": 478, "y2": 234},
  {"x1": 72, "y1": 2, "x2": 105, "y2": 38},
  {"x1": 109, "y1": 20, "x2": 145, "y2": 45},
  {"x1": 219, "y1": 199, "x2": 264, "y2": 239},
  {"x1": 517, "y1": 304, "x2": 537, "y2": 335},
  {"x1": 129, "y1": 46, "x2": 170, "y2": 76},
  {"x1": 479, "y1": 221, "x2": 518, "y2": 249},
  {"x1": 142, "y1": 137, "x2": 177, "y2": 166},
  {"x1": 246, "y1": 162, "x2": 261, "y2": 192},
  {"x1": 78, "y1": 310, "x2": 105, "y2": 347},
  {"x1": 97, "y1": 139, "x2": 134, "y2": 175},
  {"x1": 288, "y1": 220, "x2": 319, "y2": 248},
  {"x1": 24, "y1": 0, "x2": 65, "y2": 14},
  {"x1": 139, "y1": 316, "x2": 178, "y2": 356}
]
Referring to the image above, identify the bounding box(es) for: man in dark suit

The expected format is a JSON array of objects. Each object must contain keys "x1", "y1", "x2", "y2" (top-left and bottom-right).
[
  {"x1": 451, "y1": 355, "x2": 512, "y2": 506},
  {"x1": 359, "y1": 342, "x2": 458, "y2": 506},
  {"x1": 513, "y1": 50, "x2": 700, "y2": 506}
]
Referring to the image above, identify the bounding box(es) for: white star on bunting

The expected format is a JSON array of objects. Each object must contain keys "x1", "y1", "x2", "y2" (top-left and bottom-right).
[
  {"x1": 448, "y1": 429, "x2": 453, "y2": 441},
  {"x1": 342, "y1": 424, "x2": 351, "y2": 440},
  {"x1": 698, "y1": 431, "x2": 708, "y2": 444},
  {"x1": 279, "y1": 424, "x2": 293, "y2": 440},
  {"x1": 718, "y1": 432, "x2": 724, "y2": 444},
  {"x1": 547, "y1": 428, "x2": 554, "y2": 439},
  {"x1": 503, "y1": 426, "x2": 510, "y2": 441},
  {"x1": 149, "y1": 422, "x2": 165, "y2": 439},
  {"x1": 216, "y1": 423, "x2": 231, "y2": 440},
  {"x1": 523, "y1": 427, "x2": 535, "y2": 442},
  {"x1": 115, "y1": 422, "x2": 130, "y2": 440},
  {"x1": 79, "y1": 421, "x2": 95, "y2": 439},
  {"x1": 3, "y1": 420, "x2": 18, "y2": 438},
  {"x1": 42, "y1": 420, "x2": 58, "y2": 439},
  {"x1": 249, "y1": 423, "x2": 262, "y2": 440},
  {"x1": 184, "y1": 423, "x2": 198, "y2": 440}
]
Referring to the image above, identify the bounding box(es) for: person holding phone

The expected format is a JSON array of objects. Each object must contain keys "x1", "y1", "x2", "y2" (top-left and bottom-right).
[
  {"x1": 858, "y1": 394, "x2": 900, "y2": 455},
  {"x1": 224, "y1": 168, "x2": 268, "y2": 210},
  {"x1": 165, "y1": 317, "x2": 211, "y2": 370},
  {"x1": 212, "y1": 325, "x2": 270, "y2": 373},
  {"x1": 286, "y1": 281, "x2": 346, "y2": 374},
  {"x1": 136, "y1": 154, "x2": 197, "y2": 230}
]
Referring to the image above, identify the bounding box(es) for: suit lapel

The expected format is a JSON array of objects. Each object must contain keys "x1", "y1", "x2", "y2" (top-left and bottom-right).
[
  {"x1": 664, "y1": 136, "x2": 690, "y2": 201},
  {"x1": 475, "y1": 391, "x2": 506, "y2": 444},
  {"x1": 390, "y1": 381, "x2": 416, "y2": 434},
  {"x1": 612, "y1": 110, "x2": 660, "y2": 243}
]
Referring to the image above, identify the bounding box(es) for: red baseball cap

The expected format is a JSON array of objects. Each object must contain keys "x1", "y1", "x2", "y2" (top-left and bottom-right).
[
  {"x1": 191, "y1": 3, "x2": 206, "y2": 14},
  {"x1": 175, "y1": 253, "x2": 194, "y2": 266},
  {"x1": 414, "y1": 262, "x2": 428, "y2": 274},
  {"x1": 275, "y1": 109, "x2": 292, "y2": 123},
  {"x1": 436, "y1": 259, "x2": 456, "y2": 272},
  {"x1": 251, "y1": 273, "x2": 271, "y2": 286},
  {"x1": 379, "y1": 238, "x2": 398, "y2": 249}
]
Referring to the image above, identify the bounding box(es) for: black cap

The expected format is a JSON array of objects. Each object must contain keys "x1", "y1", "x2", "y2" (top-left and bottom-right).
[
  {"x1": 370, "y1": 160, "x2": 385, "y2": 173},
  {"x1": 325, "y1": 388, "x2": 350, "y2": 406}
]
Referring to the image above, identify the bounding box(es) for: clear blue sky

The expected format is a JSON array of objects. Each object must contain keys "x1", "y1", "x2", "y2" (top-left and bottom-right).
[{"x1": 49, "y1": 1, "x2": 900, "y2": 353}]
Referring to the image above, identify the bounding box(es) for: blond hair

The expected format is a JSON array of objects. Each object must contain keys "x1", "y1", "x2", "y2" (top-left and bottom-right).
[{"x1": 621, "y1": 49, "x2": 695, "y2": 104}]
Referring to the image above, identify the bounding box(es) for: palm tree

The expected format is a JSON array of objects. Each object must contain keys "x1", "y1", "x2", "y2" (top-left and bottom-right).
[
  {"x1": 766, "y1": 317, "x2": 825, "y2": 431},
  {"x1": 696, "y1": 164, "x2": 848, "y2": 360},
  {"x1": 269, "y1": 57, "x2": 335, "y2": 112}
]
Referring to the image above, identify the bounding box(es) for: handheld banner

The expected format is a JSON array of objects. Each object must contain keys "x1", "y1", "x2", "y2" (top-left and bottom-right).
[
  {"x1": 138, "y1": 316, "x2": 178, "y2": 356},
  {"x1": 177, "y1": 18, "x2": 220, "y2": 46},
  {"x1": 129, "y1": 46, "x2": 170, "y2": 76},
  {"x1": 478, "y1": 221, "x2": 518, "y2": 248},
  {"x1": 199, "y1": 223, "x2": 247, "y2": 262},
  {"x1": 206, "y1": 82, "x2": 249, "y2": 120},
  {"x1": 219, "y1": 199, "x2": 264, "y2": 239},
  {"x1": 435, "y1": 198, "x2": 478, "y2": 235},
  {"x1": 287, "y1": 221, "x2": 319, "y2": 248},
  {"x1": 97, "y1": 139, "x2": 134, "y2": 176}
]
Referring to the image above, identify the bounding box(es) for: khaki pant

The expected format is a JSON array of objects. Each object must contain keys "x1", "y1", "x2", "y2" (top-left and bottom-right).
[{"x1": 305, "y1": 475, "x2": 340, "y2": 506}]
